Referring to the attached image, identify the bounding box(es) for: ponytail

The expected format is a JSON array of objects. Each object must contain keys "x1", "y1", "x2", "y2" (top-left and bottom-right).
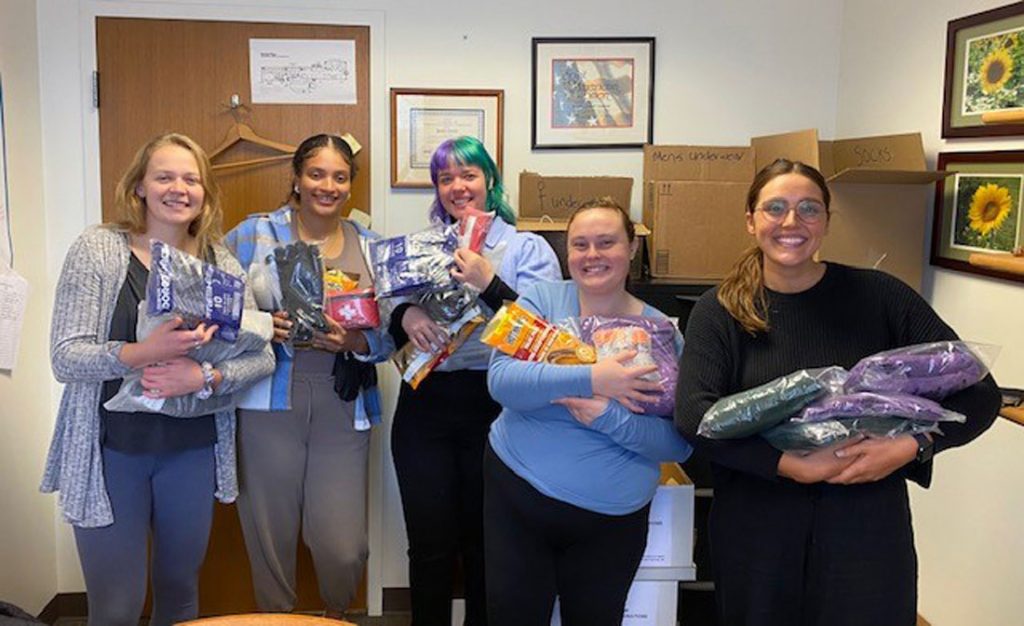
[{"x1": 718, "y1": 246, "x2": 769, "y2": 335}]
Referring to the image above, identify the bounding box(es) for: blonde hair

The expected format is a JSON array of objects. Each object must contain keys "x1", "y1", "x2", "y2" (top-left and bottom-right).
[
  {"x1": 717, "y1": 159, "x2": 830, "y2": 335},
  {"x1": 110, "y1": 132, "x2": 223, "y2": 254}
]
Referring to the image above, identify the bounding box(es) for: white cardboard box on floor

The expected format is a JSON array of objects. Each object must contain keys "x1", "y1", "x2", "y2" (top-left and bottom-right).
[
  {"x1": 551, "y1": 581, "x2": 679, "y2": 626},
  {"x1": 549, "y1": 485, "x2": 696, "y2": 626}
]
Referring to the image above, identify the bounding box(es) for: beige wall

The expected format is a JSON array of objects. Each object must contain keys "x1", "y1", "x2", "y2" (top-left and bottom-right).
[
  {"x1": 0, "y1": 0, "x2": 59, "y2": 614},
  {"x1": 838, "y1": 1, "x2": 1024, "y2": 624}
]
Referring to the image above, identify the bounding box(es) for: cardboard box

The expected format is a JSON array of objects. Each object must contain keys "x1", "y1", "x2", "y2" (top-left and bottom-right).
[
  {"x1": 642, "y1": 132, "x2": 946, "y2": 289},
  {"x1": 516, "y1": 171, "x2": 647, "y2": 279},
  {"x1": 642, "y1": 145, "x2": 755, "y2": 280},
  {"x1": 640, "y1": 484, "x2": 695, "y2": 569},
  {"x1": 518, "y1": 171, "x2": 633, "y2": 227},
  {"x1": 551, "y1": 484, "x2": 696, "y2": 626},
  {"x1": 552, "y1": 582, "x2": 678, "y2": 626},
  {"x1": 751, "y1": 129, "x2": 948, "y2": 290}
]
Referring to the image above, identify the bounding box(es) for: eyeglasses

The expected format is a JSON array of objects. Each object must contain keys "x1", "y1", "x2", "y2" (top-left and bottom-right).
[{"x1": 755, "y1": 199, "x2": 828, "y2": 224}]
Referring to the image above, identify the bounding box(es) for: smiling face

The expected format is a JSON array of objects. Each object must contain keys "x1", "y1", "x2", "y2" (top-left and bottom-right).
[
  {"x1": 135, "y1": 144, "x2": 205, "y2": 233},
  {"x1": 295, "y1": 147, "x2": 352, "y2": 219},
  {"x1": 436, "y1": 161, "x2": 488, "y2": 221},
  {"x1": 746, "y1": 172, "x2": 828, "y2": 280},
  {"x1": 567, "y1": 207, "x2": 638, "y2": 296}
]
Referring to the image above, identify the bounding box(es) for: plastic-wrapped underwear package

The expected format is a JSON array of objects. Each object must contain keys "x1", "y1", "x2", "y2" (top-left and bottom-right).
[
  {"x1": 274, "y1": 241, "x2": 331, "y2": 344},
  {"x1": 419, "y1": 286, "x2": 479, "y2": 324},
  {"x1": 796, "y1": 391, "x2": 966, "y2": 424},
  {"x1": 104, "y1": 306, "x2": 274, "y2": 416},
  {"x1": 370, "y1": 224, "x2": 458, "y2": 298},
  {"x1": 762, "y1": 416, "x2": 942, "y2": 453},
  {"x1": 146, "y1": 240, "x2": 245, "y2": 343},
  {"x1": 481, "y1": 302, "x2": 596, "y2": 364},
  {"x1": 457, "y1": 209, "x2": 494, "y2": 253},
  {"x1": 419, "y1": 222, "x2": 508, "y2": 323},
  {"x1": 580, "y1": 315, "x2": 678, "y2": 416},
  {"x1": 324, "y1": 268, "x2": 380, "y2": 330},
  {"x1": 845, "y1": 341, "x2": 995, "y2": 400},
  {"x1": 392, "y1": 307, "x2": 484, "y2": 390},
  {"x1": 697, "y1": 369, "x2": 827, "y2": 439}
]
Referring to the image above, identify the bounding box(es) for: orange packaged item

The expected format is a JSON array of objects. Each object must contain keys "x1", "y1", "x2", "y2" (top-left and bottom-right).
[{"x1": 480, "y1": 302, "x2": 596, "y2": 365}]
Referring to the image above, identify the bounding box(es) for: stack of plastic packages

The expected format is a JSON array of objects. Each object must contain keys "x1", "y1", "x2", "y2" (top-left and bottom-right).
[
  {"x1": 696, "y1": 341, "x2": 996, "y2": 453},
  {"x1": 105, "y1": 240, "x2": 273, "y2": 416},
  {"x1": 481, "y1": 302, "x2": 597, "y2": 365},
  {"x1": 382, "y1": 211, "x2": 496, "y2": 389},
  {"x1": 579, "y1": 316, "x2": 678, "y2": 416}
]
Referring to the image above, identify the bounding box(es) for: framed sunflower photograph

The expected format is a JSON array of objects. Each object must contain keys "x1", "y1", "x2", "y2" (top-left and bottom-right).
[
  {"x1": 932, "y1": 150, "x2": 1024, "y2": 283},
  {"x1": 943, "y1": 3, "x2": 1024, "y2": 138}
]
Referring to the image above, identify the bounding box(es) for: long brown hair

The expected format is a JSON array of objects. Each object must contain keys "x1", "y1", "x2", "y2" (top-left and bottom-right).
[
  {"x1": 717, "y1": 158, "x2": 830, "y2": 335},
  {"x1": 110, "y1": 132, "x2": 223, "y2": 254}
]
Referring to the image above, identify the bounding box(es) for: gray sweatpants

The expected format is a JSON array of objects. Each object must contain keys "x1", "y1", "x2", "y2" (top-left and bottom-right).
[{"x1": 236, "y1": 370, "x2": 370, "y2": 613}]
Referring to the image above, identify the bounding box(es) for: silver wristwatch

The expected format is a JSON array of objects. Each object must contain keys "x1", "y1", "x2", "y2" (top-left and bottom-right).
[{"x1": 196, "y1": 361, "x2": 215, "y2": 400}]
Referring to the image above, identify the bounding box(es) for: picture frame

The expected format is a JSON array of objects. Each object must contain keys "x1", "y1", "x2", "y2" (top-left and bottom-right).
[
  {"x1": 932, "y1": 150, "x2": 1024, "y2": 283},
  {"x1": 942, "y1": 3, "x2": 1024, "y2": 138},
  {"x1": 390, "y1": 88, "x2": 504, "y2": 188},
  {"x1": 531, "y1": 37, "x2": 655, "y2": 149}
]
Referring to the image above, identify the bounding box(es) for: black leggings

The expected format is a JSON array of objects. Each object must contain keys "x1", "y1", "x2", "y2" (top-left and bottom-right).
[
  {"x1": 392, "y1": 369, "x2": 499, "y2": 626},
  {"x1": 483, "y1": 444, "x2": 650, "y2": 626}
]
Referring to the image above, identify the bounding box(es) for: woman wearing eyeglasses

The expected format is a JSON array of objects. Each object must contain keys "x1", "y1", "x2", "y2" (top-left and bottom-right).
[{"x1": 674, "y1": 159, "x2": 1000, "y2": 625}]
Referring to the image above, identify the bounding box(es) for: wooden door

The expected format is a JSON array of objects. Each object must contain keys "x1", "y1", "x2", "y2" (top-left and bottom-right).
[
  {"x1": 96, "y1": 17, "x2": 371, "y2": 228},
  {"x1": 95, "y1": 17, "x2": 371, "y2": 615}
]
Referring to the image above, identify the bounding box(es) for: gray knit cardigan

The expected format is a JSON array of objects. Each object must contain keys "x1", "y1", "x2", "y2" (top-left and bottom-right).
[{"x1": 40, "y1": 226, "x2": 275, "y2": 528}]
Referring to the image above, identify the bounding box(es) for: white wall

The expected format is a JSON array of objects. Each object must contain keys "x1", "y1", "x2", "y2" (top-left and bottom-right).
[
  {"x1": 0, "y1": 0, "x2": 59, "y2": 614},
  {"x1": 838, "y1": 1, "x2": 1024, "y2": 624},
  {"x1": 383, "y1": 0, "x2": 844, "y2": 228}
]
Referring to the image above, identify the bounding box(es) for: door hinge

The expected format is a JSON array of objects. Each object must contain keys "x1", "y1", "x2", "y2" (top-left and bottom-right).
[{"x1": 92, "y1": 71, "x2": 100, "y2": 109}]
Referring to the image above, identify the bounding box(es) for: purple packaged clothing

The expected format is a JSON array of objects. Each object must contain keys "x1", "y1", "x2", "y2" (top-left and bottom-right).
[
  {"x1": 370, "y1": 224, "x2": 458, "y2": 298},
  {"x1": 580, "y1": 315, "x2": 678, "y2": 416},
  {"x1": 146, "y1": 240, "x2": 245, "y2": 343},
  {"x1": 845, "y1": 341, "x2": 987, "y2": 400},
  {"x1": 797, "y1": 392, "x2": 966, "y2": 424}
]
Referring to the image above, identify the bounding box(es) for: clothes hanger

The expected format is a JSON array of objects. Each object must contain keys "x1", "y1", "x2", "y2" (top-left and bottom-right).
[
  {"x1": 208, "y1": 122, "x2": 298, "y2": 172},
  {"x1": 208, "y1": 122, "x2": 296, "y2": 161}
]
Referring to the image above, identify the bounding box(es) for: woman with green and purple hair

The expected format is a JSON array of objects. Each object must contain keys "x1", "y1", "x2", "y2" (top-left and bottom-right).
[{"x1": 388, "y1": 136, "x2": 560, "y2": 626}]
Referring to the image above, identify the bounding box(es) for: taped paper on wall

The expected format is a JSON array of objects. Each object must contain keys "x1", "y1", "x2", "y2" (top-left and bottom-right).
[
  {"x1": 0, "y1": 267, "x2": 28, "y2": 370},
  {"x1": 249, "y1": 39, "x2": 357, "y2": 105}
]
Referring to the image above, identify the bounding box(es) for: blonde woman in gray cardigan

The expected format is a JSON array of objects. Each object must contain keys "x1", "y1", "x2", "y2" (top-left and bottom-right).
[{"x1": 41, "y1": 133, "x2": 274, "y2": 626}]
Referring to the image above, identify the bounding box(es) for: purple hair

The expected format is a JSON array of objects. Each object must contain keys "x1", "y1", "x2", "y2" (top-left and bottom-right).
[{"x1": 427, "y1": 136, "x2": 514, "y2": 225}]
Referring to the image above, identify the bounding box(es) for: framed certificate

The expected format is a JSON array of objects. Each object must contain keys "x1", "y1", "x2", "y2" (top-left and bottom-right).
[{"x1": 390, "y1": 88, "x2": 504, "y2": 188}]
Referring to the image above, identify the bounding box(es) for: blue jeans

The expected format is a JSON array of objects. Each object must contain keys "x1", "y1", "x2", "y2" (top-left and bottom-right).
[{"x1": 74, "y1": 445, "x2": 216, "y2": 626}]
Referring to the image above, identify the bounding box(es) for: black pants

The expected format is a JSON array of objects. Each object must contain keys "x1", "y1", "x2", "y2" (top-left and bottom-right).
[
  {"x1": 483, "y1": 444, "x2": 650, "y2": 626},
  {"x1": 392, "y1": 370, "x2": 499, "y2": 626},
  {"x1": 710, "y1": 468, "x2": 917, "y2": 626}
]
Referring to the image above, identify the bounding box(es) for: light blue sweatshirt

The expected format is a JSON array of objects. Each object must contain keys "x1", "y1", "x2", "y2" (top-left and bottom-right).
[{"x1": 487, "y1": 280, "x2": 693, "y2": 515}]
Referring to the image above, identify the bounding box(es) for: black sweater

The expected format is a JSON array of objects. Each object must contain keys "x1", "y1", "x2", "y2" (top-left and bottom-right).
[{"x1": 674, "y1": 263, "x2": 1001, "y2": 488}]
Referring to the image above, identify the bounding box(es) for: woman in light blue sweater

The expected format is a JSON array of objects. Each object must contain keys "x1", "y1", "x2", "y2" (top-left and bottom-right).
[{"x1": 485, "y1": 199, "x2": 693, "y2": 626}]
